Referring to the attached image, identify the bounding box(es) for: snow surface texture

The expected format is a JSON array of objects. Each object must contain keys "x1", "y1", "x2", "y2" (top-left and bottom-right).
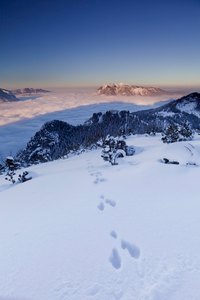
[
  {"x1": 1, "y1": 134, "x2": 200, "y2": 300},
  {"x1": 0, "y1": 88, "x2": 178, "y2": 157}
]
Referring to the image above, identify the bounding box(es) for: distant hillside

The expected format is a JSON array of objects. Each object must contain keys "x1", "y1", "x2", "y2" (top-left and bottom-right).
[
  {"x1": 12, "y1": 88, "x2": 50, "y2": 95},
  {"x1": 17, "y1": 92, "x2": 200, "y2": 165},
  {"x1": 97, "y1": 83, "x2": 168, "y2": 96},
  {"x1": 0, "y1": 88, "x2": 18, "y2": 102}
]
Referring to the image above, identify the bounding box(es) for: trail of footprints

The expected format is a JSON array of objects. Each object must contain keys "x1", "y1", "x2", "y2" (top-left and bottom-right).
[
  {"x1": 87, "y1": 160, "x2": 140, "y2": 271},
  {"x1": 88, "y1": 164, "x2": 107, "y2": 185},
  {"x1": 109, "y1": 230, "x2": 140, "y2": 270},
  {"x1": 97, "y1": 195, "x2": 116, "y2": 211}
]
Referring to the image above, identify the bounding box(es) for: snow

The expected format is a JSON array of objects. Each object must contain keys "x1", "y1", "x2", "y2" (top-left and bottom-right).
[
  {"x1": 1, "y1": 134, "x2": 200, "y2": 299},
  {"x1": 177, "y1": 100, "x2": 197, "y2": 113},
  {"x1": 157, "y1": 111, "x2": 175, "y2": 117},
  {"x1": 177, "y1": 100, "x2": 200, "y2": 118}
]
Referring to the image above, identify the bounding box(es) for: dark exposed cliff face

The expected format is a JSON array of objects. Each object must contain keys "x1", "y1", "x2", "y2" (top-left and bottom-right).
[{"x1": 17, "y1": 93, "x2": 200, "y2": 165}]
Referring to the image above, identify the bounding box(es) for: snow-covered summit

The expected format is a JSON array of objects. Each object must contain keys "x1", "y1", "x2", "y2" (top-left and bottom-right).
[{"x1": 97, "y1": 83, "x2": 167, "y2": 96}]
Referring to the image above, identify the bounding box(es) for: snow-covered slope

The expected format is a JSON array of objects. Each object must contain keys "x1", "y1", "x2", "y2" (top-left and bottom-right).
[
  {"x1": 155, "y1": 92, "x2": 200, "y2": 116},
  {"x1": 97, "y1": 83, "x2": 168, "y2": 96},
  {"x1": 1, "y1": 134, "x2": 200, "y2": 300},
  {"x1": 0, "y1": 88, "x2": 18, "y2": 102}
]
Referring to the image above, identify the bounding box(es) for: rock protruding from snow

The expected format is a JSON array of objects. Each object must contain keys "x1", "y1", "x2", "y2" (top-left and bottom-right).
[{"x1": 97, "y1": 83, "x2": 167, "y2": 96}]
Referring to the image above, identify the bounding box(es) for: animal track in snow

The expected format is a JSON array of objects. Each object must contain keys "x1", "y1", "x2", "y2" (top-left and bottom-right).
[
  {"x1": 90, "y1": 171, "x2": 107, "y2": 184},
  {"x1": 94, "y1": 178, "x2": 107, "y2": 184},
  {"x1": 99, "y1": 195, "x2": 116, "y2": 209},
  {"x1": 90, "y1": 171, "x2": 102, "y2": 177},
  {"x1": 97, "y1": 202, "x2": 105, "y2": 211},
  {"x1": 109, "y1": 248, "x2": 121, "y2": 270},
  {"x1": 121, "y1": 239, "x2": 140, "y2": 259},
  {"x1": 109, "y1": 232, "x2": 140, "y2": 270},
  {"x1": 110, "y1": 230, "x2": 118, "y2": 239},
  {"x1": 105, "y1": 198, "x2": 116, "y2": 207}
]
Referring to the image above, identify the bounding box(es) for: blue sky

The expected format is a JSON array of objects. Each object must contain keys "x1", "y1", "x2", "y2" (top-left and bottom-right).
[{"x1": 1, "y1": 0, "x2": 200, "y2": 89}]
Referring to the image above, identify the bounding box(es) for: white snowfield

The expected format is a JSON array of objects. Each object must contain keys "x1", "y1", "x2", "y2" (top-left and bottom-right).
[{"x1": 1, "y1": 134, "x2": 200, "y2": 300}]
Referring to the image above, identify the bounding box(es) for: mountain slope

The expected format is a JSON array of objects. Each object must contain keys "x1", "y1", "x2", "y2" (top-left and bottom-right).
[
  {"x1": 16, "y1": 92, "x2": 200, "y2": 165},
  {"x1": 0, "y1": 88, "x2": 18, "y2": 102},
  {"x1": 97, "y1": 83, "x2": 168, "y2": 96},
  {"x1": 1, "y1": 135, "x2": 200, "y2": 299}
]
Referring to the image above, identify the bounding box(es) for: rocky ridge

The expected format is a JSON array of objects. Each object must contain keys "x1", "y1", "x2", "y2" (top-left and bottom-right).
[{"x1": 97, "y1": 83, "x2": 168, "y2": 96}]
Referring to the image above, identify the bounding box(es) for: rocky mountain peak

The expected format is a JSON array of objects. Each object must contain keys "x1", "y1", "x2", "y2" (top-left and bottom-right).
[{"x1": 97, "y1": 83, "x2": 167, "y2": 96}]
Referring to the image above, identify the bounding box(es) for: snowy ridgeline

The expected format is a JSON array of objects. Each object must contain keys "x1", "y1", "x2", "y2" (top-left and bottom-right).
[
  {"x1": 1, "y1": 91, "x2": 199, "y2": 160},
  {"x1": 1, "y1": 134, "x2": 200, "y2": 299},
  {"x1": 11, "y1": 92, "x2": 199, "y2": 167}
]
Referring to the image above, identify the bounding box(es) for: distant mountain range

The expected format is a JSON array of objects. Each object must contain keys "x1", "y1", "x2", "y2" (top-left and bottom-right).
[
  {"x1": 17, "y1": 92, "x2": 200, "y2": 166},
  {"x1": 0, "y1": 87, "x2": 51, "y2": 102},
  {"x1": 97, "y1": 83, "x2": 168, "y2": 96},
  {"x1": 0, "y1": 88, "x2": 18, "y2": 102},
  {"x1": 12, "y1": 88, "x2": 50, "y2": 95}
]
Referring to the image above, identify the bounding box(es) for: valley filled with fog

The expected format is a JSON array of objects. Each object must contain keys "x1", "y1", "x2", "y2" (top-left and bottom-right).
[{"x1": 0, "y1": 88, "x2": 183, "y2": 158}]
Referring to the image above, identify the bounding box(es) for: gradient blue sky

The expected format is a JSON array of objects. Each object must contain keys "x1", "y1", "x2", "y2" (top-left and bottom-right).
[{"x1": 1, "y1": 0, "x2": 200, "y2": 89}]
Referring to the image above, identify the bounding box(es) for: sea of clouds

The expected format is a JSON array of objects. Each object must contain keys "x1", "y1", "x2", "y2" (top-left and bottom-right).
[{"x1": 0, "y1": 88, "x2": 184, "y2": 158}]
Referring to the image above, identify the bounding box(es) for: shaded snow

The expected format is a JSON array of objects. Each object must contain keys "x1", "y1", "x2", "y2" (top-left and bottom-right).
[
  {"x1": 1, "y1": 135, "x2": 200, "y2": 299},
  {"x1": 157, "y1": 111, "x2": 175, "y2": 117},
  {"x1": 177, "y1": 100, "x2": 200, "y2": 118}
]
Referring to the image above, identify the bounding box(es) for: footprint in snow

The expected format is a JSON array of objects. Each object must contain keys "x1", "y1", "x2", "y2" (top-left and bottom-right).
[
  {"x1": 109, "y1": 248, "x2": 121, "y2": 270},
  {"x1": 105, "y1": 198, "x2": 116, "y2": 207},
  {"x1": 99, "y1": 195, "x2": 116, "y2": 209},
  {"x1": 90, "y1": 171, "x2": 101, "y2": 176},
  {"x1": 110, "y1": 230, "x2": 118, "y2": 239},
  {"x1": 109, "y1": 231, "x2": 140, "y2": 269},
  {"x1": 97, "y1": 202, "x2": 105, "y2": 211},
  {"x1": 93, "y1": 177, "x2": 107, "y2": 184},
  {"x1": 121, "y1": 239, "x2": 140, "y2": 259}
]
